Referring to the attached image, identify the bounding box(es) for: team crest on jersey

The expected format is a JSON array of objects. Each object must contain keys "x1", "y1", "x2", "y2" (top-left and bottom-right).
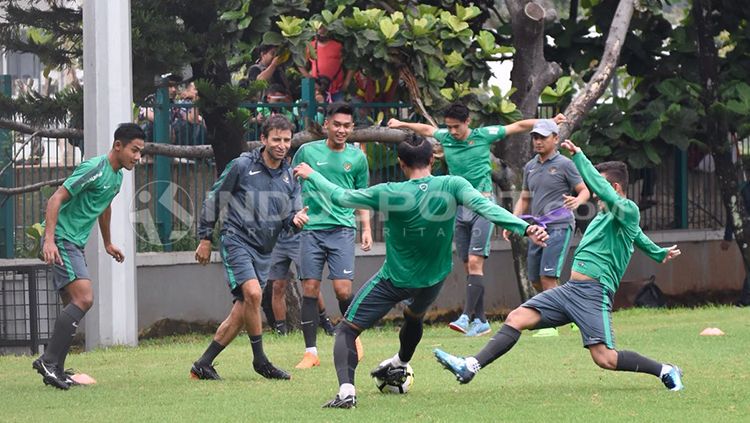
[
  {"x1": 418, "y1": 183, "x2": 428, "y2": 191},
  {"x1": 548, "y1": 167, "x2": 558, "y2": 174},
  {"x1": 283, "y1": 174, "x2": 290, "y2": 183},
  {"x1": 468, "y1": 140, "x2": 475, "y2": 146},
  {"x1": 343, "y1": 161, "x2": 352, "y2": 172}
]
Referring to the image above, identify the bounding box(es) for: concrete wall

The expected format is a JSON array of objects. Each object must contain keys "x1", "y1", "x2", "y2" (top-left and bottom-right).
[{"x1": 136, "y1": 229, "x2": 745, "y2": 331}]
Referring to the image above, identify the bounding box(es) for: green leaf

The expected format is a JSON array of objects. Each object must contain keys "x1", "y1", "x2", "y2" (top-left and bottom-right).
[
  {"x1": 379, "y1": 17, "x2": 399, "y2": 40},
  {"x1": 440, "y1": 88, "x2": 455, "y2": 100},
  {"x1": 456, "y1": 4, "x2": 481, "y2": 21},
  {"x1": 445, "y1": 51, "x2": 464, "y2": 68},
  {"x1": 643, "y1": 143, "x2": 661, "y2": 165},
  {"x1": 362, "y1": 29, "x2": 380, "y2": 42},
  {"x1": 440, "y1": 12, "x2": 469, "y2": 33},
  {"x1": 277, "y1": 15, "x2": 305, "y2": 37},
  {"x1": 427, "y1": 59, "x2": 447, "y2": 83},
  {"x1": 220, "y1": 10, "x2": 245, "y2": 21},
  {"x1": 476, "y1": 31, "x2": 496, "y2": 54},
  {"x1": 237, "y1": 16, "x2": 252, "y2": 30},
  {"x1": 500, "y1": 99, "x2": 517, "y2": 114},
  {"x1": 322, "y1": 10, "x2": 335, "y2": 24},
  {"x1": 262, "y1": 32, "x2": 284, "y2": 46}
]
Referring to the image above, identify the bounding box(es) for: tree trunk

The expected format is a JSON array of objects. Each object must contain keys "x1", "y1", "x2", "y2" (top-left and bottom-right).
[
  {"x1": 558, "y1": 0, "x2": 635, "y2": 140},
  {"x1": 692, "y1": 0, "x2": 750, "y2": 280},
  {"x1": 503, "y1": 0, "x2": 563, "y2": 301}
]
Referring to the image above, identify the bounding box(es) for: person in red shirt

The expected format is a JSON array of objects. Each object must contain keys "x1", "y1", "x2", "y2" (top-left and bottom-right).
[{"x1": 298, "y1": 26, "x2": 354, "y2": 102}]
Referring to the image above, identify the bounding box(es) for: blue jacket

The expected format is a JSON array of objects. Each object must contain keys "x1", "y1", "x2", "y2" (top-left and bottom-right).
[{"x1": 198, "y1": 148, "x2": 301, "y2": 254}]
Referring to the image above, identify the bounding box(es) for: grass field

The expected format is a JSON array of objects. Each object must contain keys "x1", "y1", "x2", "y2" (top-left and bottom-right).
[{"x1": 1, "y1": 306, "x2": 748, "y2": 422}]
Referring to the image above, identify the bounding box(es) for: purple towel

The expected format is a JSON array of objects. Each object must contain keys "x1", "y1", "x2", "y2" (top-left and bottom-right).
[{"x1": 518, "y1": 207, "x2": 573, "y2": 229}]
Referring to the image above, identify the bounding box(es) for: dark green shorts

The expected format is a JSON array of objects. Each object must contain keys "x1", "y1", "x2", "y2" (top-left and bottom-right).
[
  {"x1": 49, "y1": 237, "x2": 90, "y2": 291},
  {"x1": 344, "y1": 274, "x2": 444, "y2": 329}
]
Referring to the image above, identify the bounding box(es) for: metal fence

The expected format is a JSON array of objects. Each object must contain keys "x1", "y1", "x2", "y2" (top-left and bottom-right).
[
  {"x1": 0, "y1": 72, "x2": 743, "y2": 257},
  {"x1": 0, "y1": 263, "x2": 60, "y2": 354}
]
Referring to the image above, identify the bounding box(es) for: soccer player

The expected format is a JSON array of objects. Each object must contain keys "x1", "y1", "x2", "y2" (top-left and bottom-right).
[
  {"x1": 266, "y1": 229, "x2": 335, "y2": 336},
  {"x1": 388, "y1": 105, "x2": 566, "y2": 337},
  {"x1": 503, "y1": 119, "x2": 590, "y2": 337},
  {"x1": 293, "y1": 135, "x2": 549, "y2": 408},
  {"x1": 291, "y1": 102, "x2": 372, "y2": 369},
  {"x1": 35, "y1": 123, "x2": 145, "y2": 389},
  {"x1": 434, "y1": 139, "x2": 685, "y2": 391},
  {"x1": 190, "y1": 115, "x2": 308, "y2": 381}
]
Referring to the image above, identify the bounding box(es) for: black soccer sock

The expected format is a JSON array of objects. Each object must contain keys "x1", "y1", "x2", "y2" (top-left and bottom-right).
[
  {"x1": 333, "y1": 322, "x2": 360, "y2": 386},
  {"x1": 615, "y1": 350, "x2": 662, "y2": 376},
  {"x1": 474, "y1": 324, "x2": 521, "y2": 368},
  {"x1": 475, "y1": 286, "x2": 487, "y2": 322},
  {"x1": 470, "y1": 275, "x2": 487, "y2": 321},
  {"x1": 197, "y1": 340, "x2": 225, "y2": 365},
  {"x1": 398, "y1": 314, "x2": 423, "y2": 363},
  {"x1": 249, "y1": 335, "x2": 268, "y2": 365},
  {"x1": 338, "y1": 296, "x2": 352, "y2": 316},
  {"x1": 42, "y1": 303, "x2": 85, "y2": 365},
  {"x1": 301, "y1": 296, "x2": 319, "y2": 348},
  {"x1": 274, "y1": 320, "x2": 288, "y2": 334},
  {"x1": 462, "y1": 275, "x2": 483, "y2": 318}
]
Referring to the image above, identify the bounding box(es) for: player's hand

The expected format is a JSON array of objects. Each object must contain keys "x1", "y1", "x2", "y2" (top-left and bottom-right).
[
  {"x1": 361, "y1": 229, "x2": 373, "y2": 252},
  {"x1": 563, "y1": 194, "x2": 580, "y2": 210},
  {"x1": 387, "y1": 118, "x2": 404, "y2": 129},
  {"x1": 293, "y1": 162, "x2": 314, "y2": 179},
  {"x1": 105, "y1": 243, "x2": 125, "y2": 263},
  {"x1": 195, "y1": 239, "x2": 212, "y2": 265},
  {"x1": 293, "y1": 206, "x2": 309, "y2": 228},
  {"x1": 42, "y1": 239, "x2": 62, "y2": 265},
  {"x1": 553, "y1": 113, "x2": 567, "y2": 125},
  {"x1": 662, "y1": 245, "x2": 681, "y2": 263},
  {"x1": 526, "y1": 225, "x2": 549, "y2": 247},
  {"x1": 502, "y1": 228, "x2": 512, "y2": 242},
  {"x1": 720, "y1": 240, "x2": 731, "y2": 251},
  {"x1": 560, "y1": 139, "x2": 581, "y2": 155}
]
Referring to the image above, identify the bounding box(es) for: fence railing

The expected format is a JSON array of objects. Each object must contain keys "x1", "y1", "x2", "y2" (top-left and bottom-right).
[{"x1": 0, "y1": 73, "x2": 741, "y2": 258}]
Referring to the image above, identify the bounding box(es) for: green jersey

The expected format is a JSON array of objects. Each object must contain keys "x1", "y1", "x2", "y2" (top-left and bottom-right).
[
  {"x1": 432, "y1": 125, "x2": 506, "y2": 192},
  {"x1": 306, "y1": 172, "x2": 529, "y2": 288},
  {"x1": 292, "y1": 140, "x2": 369, "y2": 230},
  {"x1": 52, "y1": 155, "x2": 123, "y2": 247},
  {"x1": 570, "y1": 152, "x2": 667, "y2": 294}
]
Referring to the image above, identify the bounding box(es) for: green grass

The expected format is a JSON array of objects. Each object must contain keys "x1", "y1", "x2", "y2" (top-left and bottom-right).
[{"x1": 1, "y1": 307, "x2": 748, "y2": 422}]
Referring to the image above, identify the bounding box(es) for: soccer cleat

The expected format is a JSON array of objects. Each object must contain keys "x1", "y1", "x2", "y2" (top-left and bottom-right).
[
  {"x1": 254, "y1": 361, "x2": 291, "y2": 380},
  {"x1": 661, "y1": 365, "x2": 684, "y2": 391},
  {"x1": 465, "y1": 319, "x2": 491, "y2": 337},
  {"x1": 61, "y1": 368, "x2": 81, "y2": 387},
  {"x1": 570, "y1": 323, "x2": 580, "y2": 332},
  {"x1": 295, "y1": 352, "x2": 321, "y2": 369},
  {"x1": 448, "y1": 314, "x2": 470, "y2": 334},
  {"x1": 355, "y1": 336, "x2": 364, "y2": 361},
  {"x1": 190, "y1": 361, "x2": 222, "y2": 380},
  {"x1": 433, "y1": 349, "x2": 475, "y2": 384},
  {"x1": 370, "y1": 360, "x2": 408, "y2": 385},
  {"x1": 273, "y1": 321, "x2": 289, "y2": 336},
  {"x1": 32, "y1": 357, "x2": 70, "y2": 390},
  {"x1": 322, "y1": 394, "x2": 357, "y2": 409},
  {"x1": 320, "y1": 315, "x2": 335, "y2": 336},
  {"x1": 532, "y1": 327, "x2": 559, "y2": 337}
]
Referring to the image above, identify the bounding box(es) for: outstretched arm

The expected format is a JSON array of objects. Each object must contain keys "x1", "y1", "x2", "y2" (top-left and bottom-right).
[
  {"x1": 387, "y1": 118, "x2": 437, "y2": 138},
  {"x1": 634, "y1": 230, "x2": 679, "y2": 263},
  {"x1": 294, "y1": 162, "x2": 384, "y2": 211},
  {"x1": 504, "y1": 114, "x2": 566, "y2": 136}
]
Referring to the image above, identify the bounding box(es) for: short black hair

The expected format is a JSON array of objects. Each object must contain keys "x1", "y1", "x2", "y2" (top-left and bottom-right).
[
  {"x1": 595, "y1": 161, "x2": 629, "y2": 191},
  {"x1": 258, "y1": 44, "x2": 276, "y2": 55},
  {"x1": 261, "y1": 115, "x2": 295, "y2": 139},
  {"x1": 326, "y1": 101, "x2": 354, "y2": 118},
  {"x1": 397, "y1": 134, "x2": 433, "y2": 169},
  {"x1": 267, "y1": 84, "x2": 289, "y2": 96},
  {"x1": 114, "y1": 123, "x2": 146, "y2": 146},
  {"x1": 443, "y1": 102, "x2": 470, "y2": 122}
]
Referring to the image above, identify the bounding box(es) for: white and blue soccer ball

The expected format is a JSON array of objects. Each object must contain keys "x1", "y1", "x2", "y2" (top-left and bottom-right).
[{"x1": 374, "y1": 359, "x2": 414, "y2": 394}]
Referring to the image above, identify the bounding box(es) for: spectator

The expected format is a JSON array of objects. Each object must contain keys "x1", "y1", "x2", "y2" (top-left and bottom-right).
[
  {"x1": 247, "y1": 44, "x2": 290, "y2": 100},
  {"x1": 138, "y1": 73, "x2": 182, "y2": 142},
  {"x1": 256, "y1": 84, "x2": 298, "y2": 128},
  {"x1": 173, "y1": 81, "x2": 206, "y2": 146},
  {"x1": 298, "y1": 26, "x2": 354, "y2": 102},
  {"x1": 720, "y1": 168, "x2": 750, "y2": 306}
]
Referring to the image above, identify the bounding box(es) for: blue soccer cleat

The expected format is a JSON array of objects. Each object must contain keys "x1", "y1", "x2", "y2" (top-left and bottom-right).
[
  {"x1": 466, "y1": 319, "x2": 491, "y2": 337},
  {"x1": 448, "y1": 314, "x2": 470, "y2": 334},
  {"x1": 434, "y1": 349, "x2": 475, "y2": 384},
  {"x1": 661, "y1": 365, "x2": 684, "y2": 391}
]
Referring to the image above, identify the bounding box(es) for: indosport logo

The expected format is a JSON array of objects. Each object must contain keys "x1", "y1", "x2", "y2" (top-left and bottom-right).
[{"x1": 130, "y1": 181, "x2": 195, "y2": 247}]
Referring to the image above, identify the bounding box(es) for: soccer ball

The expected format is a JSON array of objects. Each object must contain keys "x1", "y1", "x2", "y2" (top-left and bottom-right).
[{"x1": 373, "y1": 359, "x2": 414, "y2": 394}]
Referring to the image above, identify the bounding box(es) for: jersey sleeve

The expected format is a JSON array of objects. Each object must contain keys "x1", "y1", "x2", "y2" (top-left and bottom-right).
[
  {"x1": 476, "y1": 125, "x2": 507, "y2": 144},
  {"x1": 432, "y1": 128, "x2": 451, "y2": 144},
  {"x1": 62, "y1": 158, "x2": 100, "y2": 197},
  {"x1": 634, "y1": 229, "x2": 668, "y2": 263},
  {"x1": 521, "y1": 161, "x2": 531, "y2": 191},
  {"x1": 450, "y1": 177, "x2": 528, "y2": 236},
  {"x1": 291, "y1": 144, "x2": 306, "y2": 167},
  {"x1": 198, "y1": 159, "x2": 241, "y2": 240},
  {"x1": 284, "y1": 172, "x2": 304, "y2": 233},
  {"x1": 307, "y1": 171, "x2": 384, "y2": 211},
  {"x1": 354, "y1": 150, "x2": 369, "y2": 190}
]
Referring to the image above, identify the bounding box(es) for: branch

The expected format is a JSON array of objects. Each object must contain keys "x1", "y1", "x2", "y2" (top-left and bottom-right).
[
  {"x1": 0, "y1": 177, "x2": 66, "y2": 195},
  {"x1": 558, "y1": 0, "x2": 635, "y2": 140},
  {"x1": 0, "y1": 119, "x2": 83, "y2": 138}
]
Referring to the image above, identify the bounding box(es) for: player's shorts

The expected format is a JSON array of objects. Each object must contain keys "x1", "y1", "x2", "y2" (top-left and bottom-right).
[
  {"x1": 454, "y1": 203, "x2": 494, "y2": 262},
  {"x1": 220, "y1": 234, "x2": 271, "y2": 302},
  {"x1": 527, "y1": 224, "x2": 573, "y2": 281},
  {"x1": 50, "y1": 237, "x2": 90, "y2": 291},
  {"x1": 522, "y1": 280, "x2": 616, "y2": 349},
  {"x1": 299, "y1": 227, "x2": 356, "y2": 281},
  {"x1": 267, "y1": 233, "x2": 301, "y2": 281},
  {"x1": 344, "y1": 274, "x2": 444, "y2": 330}
]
